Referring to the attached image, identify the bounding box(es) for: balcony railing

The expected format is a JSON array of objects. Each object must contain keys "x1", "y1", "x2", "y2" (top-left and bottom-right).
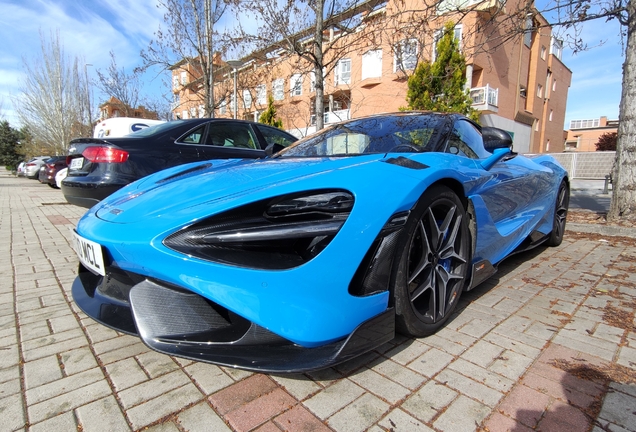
[
  {"x1": 310, "y1": 109, "x2": 351, "y2": 125},
  {"x1": 470, "y1": 85, "x2": 498, "y2": 112}
]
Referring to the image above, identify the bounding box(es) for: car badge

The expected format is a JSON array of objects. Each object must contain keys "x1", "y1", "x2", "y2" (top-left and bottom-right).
[{"x1": 110, "y1": 209, "x2": 124, "y2": 215}]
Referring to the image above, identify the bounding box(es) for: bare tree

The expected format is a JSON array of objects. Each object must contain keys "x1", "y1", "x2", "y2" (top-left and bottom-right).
[
  {"x1": 15, "y1": 31, "x2": 91, "y2": 155},
  {"x1": 140, "y1": 0, "x2": 229, "y2": 117},
  {"x1": 94, "y1": 51, "x2": 142, "y2": 117}
]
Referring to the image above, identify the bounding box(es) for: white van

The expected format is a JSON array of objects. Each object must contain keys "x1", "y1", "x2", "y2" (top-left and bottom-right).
[{"x1": 93, "y1": 117, "x2": 165, "y2": 138}]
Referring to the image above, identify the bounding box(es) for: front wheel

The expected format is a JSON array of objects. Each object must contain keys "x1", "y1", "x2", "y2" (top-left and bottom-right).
[{"x1": 392, "y1": 186, "x2": 471, "y2": 337}]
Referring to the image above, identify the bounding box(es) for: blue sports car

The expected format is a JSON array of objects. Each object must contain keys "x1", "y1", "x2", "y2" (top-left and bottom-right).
[{"x1": 71, "y1": 112, "x2": 569, "y2": 372}]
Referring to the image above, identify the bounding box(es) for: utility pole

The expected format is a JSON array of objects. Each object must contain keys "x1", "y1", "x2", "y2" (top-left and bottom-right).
[{"x1": 84, "y1": 63, "x2": 93, "y2": 129}]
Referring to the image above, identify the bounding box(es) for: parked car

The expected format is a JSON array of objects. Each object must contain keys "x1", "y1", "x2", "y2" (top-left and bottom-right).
[
  {"x1": 24, "y1": 156, "x2": 50, "y2": 179},
  {"x1": 55, "y1": 167, "x2": 68, "y2": 189},
  {"x1": 16, "y1": 161, "x2": 26, "y2": 177},
  {"x1": 38, "y1": 156, "x2": 68, "y2": 188},
  {"x1": 62, "y1": 118, "x2": 297, "y2": 208},
  {"x1": 93, "y1": 117, "x2": 165, "y2": 138},
  {"x1": 70, "y1": 112, "x2": 569, "y2": 372}
]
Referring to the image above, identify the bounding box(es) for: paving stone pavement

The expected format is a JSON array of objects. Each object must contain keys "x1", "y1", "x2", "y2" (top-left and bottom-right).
[{"x1": 1, "y1": 172, "x2": 635, "y2": 432}]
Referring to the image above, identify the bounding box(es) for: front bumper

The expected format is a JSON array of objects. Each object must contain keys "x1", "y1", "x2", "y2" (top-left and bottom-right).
[{"x1": 72, "y1": 264, "x2": 394, "y2": 373}]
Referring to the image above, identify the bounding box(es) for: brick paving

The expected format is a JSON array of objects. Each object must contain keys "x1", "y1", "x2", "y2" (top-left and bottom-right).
[{"x1": 1, "y1": 171, "x2": 635, "y2": 432}]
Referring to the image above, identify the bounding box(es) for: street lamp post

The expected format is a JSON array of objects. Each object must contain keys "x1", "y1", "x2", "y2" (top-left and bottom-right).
[
  {"x1": 226, "y1": 60, "x2": 244, "y2": 119},
  {"x1": 84, "y1": 64, "x2": 93, "y2": 128}
]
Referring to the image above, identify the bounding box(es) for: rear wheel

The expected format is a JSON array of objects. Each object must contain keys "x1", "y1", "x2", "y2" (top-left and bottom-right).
[
  {"x1": 546, "y1": 180, "x2": 569, "y2": 247},
  {"x1": 392, "y1": 186, "x2": 470, "y2": 337}
]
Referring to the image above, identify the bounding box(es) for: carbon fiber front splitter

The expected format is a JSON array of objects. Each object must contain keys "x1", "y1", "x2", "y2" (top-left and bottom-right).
[{"x1": 72, "y1": 266, "x2": 395, "y2": 373}]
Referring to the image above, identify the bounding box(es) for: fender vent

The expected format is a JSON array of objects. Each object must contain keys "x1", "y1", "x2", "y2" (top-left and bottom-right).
[{"x1": 384, "y1": 157, "x2": 429, "y2": 170}]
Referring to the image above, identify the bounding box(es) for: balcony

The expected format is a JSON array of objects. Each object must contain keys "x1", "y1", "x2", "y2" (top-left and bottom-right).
[
  {"x1": 470, "y1": 85, "x2": 498, "y2": 113},
  {"x1": 310, "y1": 109, "x2": 351, "y2": 126}
]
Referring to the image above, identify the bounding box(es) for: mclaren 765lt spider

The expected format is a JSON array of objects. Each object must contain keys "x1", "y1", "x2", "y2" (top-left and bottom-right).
[{"x1": 70, "y1": 112, "x2": 569, "y2": 373}]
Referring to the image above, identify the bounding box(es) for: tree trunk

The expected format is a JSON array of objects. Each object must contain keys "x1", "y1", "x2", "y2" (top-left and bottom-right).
[
  {"x1": 608, "y1": 0, "x2": 636, "y2": 221},
  {"x1": 204, "y1": 0, "x2": 215, "y2": 118}
]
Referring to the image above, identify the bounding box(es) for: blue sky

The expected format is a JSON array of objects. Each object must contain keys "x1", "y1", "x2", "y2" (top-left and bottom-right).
[{"x1": 0, "y1": 0, "x2": 625, "y2": 129}]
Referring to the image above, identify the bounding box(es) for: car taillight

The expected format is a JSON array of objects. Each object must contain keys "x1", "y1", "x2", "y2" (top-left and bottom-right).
[
  {"x1": 82, "y1": 146, "x2": 129, "y2": 163},
  {"x1": 26, "y1": 163, "x2": 36, "y2": 167}
]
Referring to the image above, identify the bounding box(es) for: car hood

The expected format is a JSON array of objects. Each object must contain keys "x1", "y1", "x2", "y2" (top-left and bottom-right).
[{"x1": 93, "y1": 155, "x2": 393, "y2": 224}]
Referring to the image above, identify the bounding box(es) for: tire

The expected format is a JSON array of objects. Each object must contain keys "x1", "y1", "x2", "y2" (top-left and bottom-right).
[
  {"x1": 546, "y1": 180, "x2": 569, "y2": 247},
  {"x1": 392, "y1": 185, "x2": 471, "y2": 337},
  {"x1": 48, "y1": 183, "x2": 59, "y2": 189}
]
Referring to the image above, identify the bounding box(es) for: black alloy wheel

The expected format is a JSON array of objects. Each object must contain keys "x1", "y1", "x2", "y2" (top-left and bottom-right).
[
  {"x1": 392, "y1": 185, "x2": 470, "y2": 337},
  {"x1": 547, "y1": 180, "x2": 569, "y2": 247}
]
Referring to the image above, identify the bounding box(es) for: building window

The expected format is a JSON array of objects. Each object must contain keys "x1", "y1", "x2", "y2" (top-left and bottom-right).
[
  {"x1": 535, "y1": 120, "x2": 540, "y2": 131},
  {"x1": 540, "y1": 46, "x2": 546, "y2": 60},
  {"x1": 432, "y1": 25, "x2": 462, "y2": 61},
  {"x1": 181, "y1": 110, "x2": 188, "y2": 119},
  {"x1": 219, "y1": 100, "x2": 227, "y2": 115},
  {"x1": 310, "y1": 69, "x2": 326, "y2": 92},
  {"x1": 570, "y1": 119, "x2": 600, "y2": 129},
  {"x1": 552, "y1": 79, "x2": 557, "y2": 92},
  {"x1": 537, "y1": 84, "x2": 543, "y2": 98},
  {"x1": 549, "y1": 109, "x2": 553, "y2": 121},
  {"x1": 173, "y1": 76, "x2": 179, "y2": 89},
  {"x1": 198, "y1": 105, "x2": 204, "y2": 118},
  {"x1": 394, "y1": 39, "x2": 418, "y2": 72},
  {"x1": 524, "y1": 16, "x2": 533, "y2": 47},
  {"x1": 335, "y1": 59, "x2": 351, "y2": 85},
  {"x1": 546, "y1": 139, "x2": 550, "y2": 151},
  {"x1": 519, "y1": 86, "x2": 527, "y2": 98},
  {"x1": 273, "y1": 78, "x2": 284, "y2": 101},
  {"x1": 551, "y1": 37, "x2": 563, "y2": 60},
  {"x1": 190, "y1": 107, "x2": 197, "y2": 118},
  {"x1": 256, "y1": 84, "x2": 266, "y2": 105},
  {"x1": 243, "y1": 89, "x2": 252, "y2": 109},
  {"x1": 454, "y1": 25, "x2": 463, "y2": 49},
  {"x1": 290, "y1": 74, "x2": 303, "y2": 96},
  {"x1": 180, "y1": 71, "x2": 187, "y2": 85},
  {"x1": 362, "y1": 49, "x2": 382, "y2": 80}
]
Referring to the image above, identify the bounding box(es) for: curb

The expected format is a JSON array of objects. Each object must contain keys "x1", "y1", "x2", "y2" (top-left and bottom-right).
[{"x1": 566, "y1": 222, "x2": 636, "y2": 239}]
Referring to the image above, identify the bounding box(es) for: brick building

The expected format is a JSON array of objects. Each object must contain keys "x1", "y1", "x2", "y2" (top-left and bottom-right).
[
  {"x1": 565, "y1": 117, "x2": 618, "y2": 152},
  {"x1": 99, "y1": 97, "x2": 159, "y2": 121},
  {"x1": 171, "y1": 0, "x2": 571, "y2": 154}
]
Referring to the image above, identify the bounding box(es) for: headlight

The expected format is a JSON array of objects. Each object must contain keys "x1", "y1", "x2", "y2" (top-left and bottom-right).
[{"x1": 164, "y1": 190, "x2": 354, "y2": 270}]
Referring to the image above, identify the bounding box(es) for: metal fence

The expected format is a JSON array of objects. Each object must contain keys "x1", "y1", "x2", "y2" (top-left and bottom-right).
[{"x1": 545, "y1": 151, "x2": 616, "y2": 179}]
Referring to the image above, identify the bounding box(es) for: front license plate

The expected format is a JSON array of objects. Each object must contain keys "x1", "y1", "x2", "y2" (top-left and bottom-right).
[
  {"x1": 69, "y1": 157, "x2": 84, "y2": 170},
  {"x1": 71, "y1": 229, "x2": 105, "y2": 276}
]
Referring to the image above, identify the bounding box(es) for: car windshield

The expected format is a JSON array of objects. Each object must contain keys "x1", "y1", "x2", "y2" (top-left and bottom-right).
[
  {"x1": 124, "y1": 121, "x2": 188, "y2": 137},
  {"x1": 277, "y1": 113, "x2": 448, "y2": 158}
]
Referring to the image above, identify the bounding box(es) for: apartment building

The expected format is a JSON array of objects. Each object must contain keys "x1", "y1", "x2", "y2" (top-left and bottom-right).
[
  {"x1": 171, "y1": 0, "x2": 571, "y2": 154},
  {"x1": 99, "y1": 96, "x2": 159, "y2": 121},
  {"x1": 565, "y1": 116, "x2": 618, "y2": 152}
]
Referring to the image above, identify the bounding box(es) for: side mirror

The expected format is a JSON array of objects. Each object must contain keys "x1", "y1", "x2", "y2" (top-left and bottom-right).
[
  {"x1": 482, "y1": 127, "x2": 513, "y2": 151},
  {"x1": 264, "y1": 142, "x2": 285, "y2": 157},
  {"x1": 481, "y1": 148, "x2": 511, "y2": 171}
]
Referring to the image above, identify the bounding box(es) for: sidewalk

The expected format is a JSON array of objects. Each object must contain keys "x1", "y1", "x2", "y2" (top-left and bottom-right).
[{"x1": 1, "y1": 173, "x2": 634, "y2": 432}]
